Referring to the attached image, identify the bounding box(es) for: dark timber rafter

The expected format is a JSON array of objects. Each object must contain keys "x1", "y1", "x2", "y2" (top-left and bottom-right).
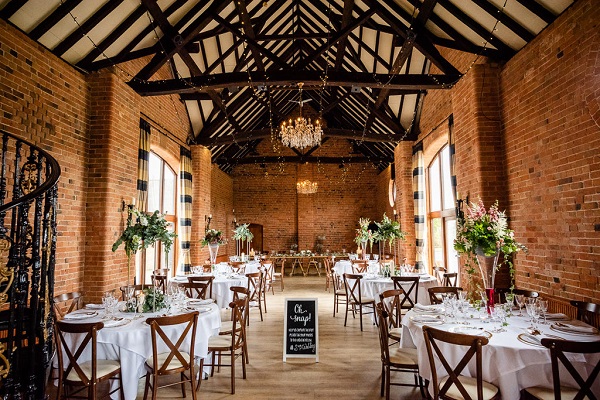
[
  {"x1": 128, "y1": 71, "x2": 460, "y2": 96},
  {"x1": 216, "y1": 155, "x2": 393, "y2": 165}
]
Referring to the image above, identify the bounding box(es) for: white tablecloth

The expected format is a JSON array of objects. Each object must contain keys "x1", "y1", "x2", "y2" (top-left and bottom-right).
[
  {"x1": 400, "y1": 310, "x2": 600, "y2": 399},
  {"x1": 172, "y1": 274, "x2": 248, "y2": 308},
  {"x1": 59, "y1": 304, "x2": 221, "y2": 400},
  {"x1": 360, "y1": 276, "x2": 438, "y2": 305}
]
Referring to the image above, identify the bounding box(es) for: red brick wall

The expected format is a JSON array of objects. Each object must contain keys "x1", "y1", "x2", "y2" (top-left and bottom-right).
[
  {"x1": 191, "y1": 145, "x2": 212, "y2": 266},
  {"x1": 0, "y1": 19, "x2": 90, "y2": 296},
  {"x1": 414, "y1": 0, "x2": 599, "y2": 303},
  {"x1": 211, "y1": 165, "x2": 235, "y2": 256},
  {"x1": 232, "y1": 137, "x2": 382, "y2": 253}
]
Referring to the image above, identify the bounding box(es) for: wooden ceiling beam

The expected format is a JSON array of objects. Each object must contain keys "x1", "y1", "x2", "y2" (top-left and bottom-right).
[
  {"x1": 128, "y1": 71, "x2": 460, "y2": 95},
  {"x1": 0, "y1": 0, "x2": 26, "y2": 19},
  {"x1": 470, "y1": 0, "x2": 534, "y2": 42},
  {"x1": 29, "y1": 0, "x2": 84, "y2": 41},
  {"x1": 334, "y1": 0, "x2": 355, "y2": 71},
  {"x1": 196, "y1": 128, "x2": 402, "y2": 146},
  {"x1": 514, "y1": 0, "x2": 555, "y2": 24},
  {"x1": 216, "y1": 155, "x2": 393, "y2": 165}
]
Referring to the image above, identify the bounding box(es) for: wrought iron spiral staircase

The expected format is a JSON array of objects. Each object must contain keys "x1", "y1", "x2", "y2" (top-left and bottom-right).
[{"x1": 0, "y1": 130, "x2": 60, "y2": 399}]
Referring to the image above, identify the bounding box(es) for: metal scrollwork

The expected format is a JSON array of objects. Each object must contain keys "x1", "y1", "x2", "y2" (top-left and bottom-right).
[
  {"x1": 20, "y1": 158, "x2": 39, "y2": 195},
  {"x1": 0, "y1": 237, "x2": 13, "y2": 306},
  {"x1": 0, "y1": 343, "x2": 9, "y2": 379}
]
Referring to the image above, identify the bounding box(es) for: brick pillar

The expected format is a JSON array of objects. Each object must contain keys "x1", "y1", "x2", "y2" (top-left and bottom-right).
[
  {"x1": 452, "y1": 63, "x2": 507, "y2": 207},
  {"x1": 191, "y1": 145, "x2": 212, "y2": 265},
  {"x1": 394, "y1": 141, "x2": 415, "y2": 264},
  {"x1": 85, "y1": 70, "x2": 140, "y2": 301}
]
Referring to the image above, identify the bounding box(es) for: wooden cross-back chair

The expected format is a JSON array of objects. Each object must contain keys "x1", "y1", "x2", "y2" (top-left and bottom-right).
[
  {"x1": 332, "y1": 272, "x2": 347, "y2": 317},
  {"x1": 521, "y1": 338, "x2": 600, "y2": 400},
  {"x1": 391, "y1": 276, "x2": 420, "y2": 313},
  {"x1": 351, "y1": 260, "x2": 368, "y2": 274},
  {"x1": 324, "y1": 257, "x2": 334, "y2": 292},
  {"x1": 220, "y1": 286, "x2": 250, "y2": 364},
  {"x1": 272, "y1": 259, "x2": 284, "y2": 291},
  {"x1": 186, "y1": 275, "x2": 214, "y2": 299},
  {"x1": 343, "y1": 273, "x2": 376, "y2": 331},
  {"x1": 53, "y1": 292, "x2": 84, "y2": 319},
  {"x1": 443, "y1": 272, "x2": 458, "y2": 287},
  {"x1": 143, "y1": 311, "x2": 199, "y2": 400},
  {"x1": 119, "y1": 284, "x2": 148, "y2": 301},
  {"x1": 422, "y1": 325, "x2": 500, "y2": 400},
  {"x1": 206, "y1": 299, "x2": 247, "y2": 394},
  {"x1": 245, "y1": 271, "x2": 264, "y2": 324},
  {"x1": 570, "y1": 300, "x2": 600, "y2": 329},
  {"x1": 54, "y1": 320, "x2": 124, "y2": 400},
  {"x1": 375, "y1": 303, "x2": 423, "y2": 400},
  {"x1": 428, "y1": 286, "x2": 463, "y2": 305},
  {"x1": 151, "y1": 269, "x2": 169, "y2": 294},
  {"x1": 261, "y1": 260, "x2": 275, "y2": 295},
  {"x1": 378, "y1": 289, "x2": 404, "y2": 344}
]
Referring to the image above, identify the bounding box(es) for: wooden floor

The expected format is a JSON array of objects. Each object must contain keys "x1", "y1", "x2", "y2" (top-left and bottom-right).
[{"x1": 49, "y1": 275, "x2": 424, "y2": 399}]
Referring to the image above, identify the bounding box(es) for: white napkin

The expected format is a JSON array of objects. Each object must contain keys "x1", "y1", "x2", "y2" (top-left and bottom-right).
[
  {"x1": 103, "y1": 318, "x2": 130, "y2": 328},
  {"x1": 411, "y1": 314, "x2": 443, "y2": 322},
  {"x1": 555, "y1": 322, "x2": 598, "y2": 334},
  {"x1": 545, "y1": 313, "x2": 568, "y2": 320},
  {"x1": 523, "y1": 333, "x2": 542, "y2": 345},
  {"x1": 63, "y1": 310, "x2": 97, "y2": 320},
  {"x1": 414, "y1": 303, "x2": 442, "y2": 313}
]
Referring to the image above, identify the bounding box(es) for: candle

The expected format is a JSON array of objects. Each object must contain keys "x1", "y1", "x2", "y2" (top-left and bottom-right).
[
  {"x1": 393, "y1": 209, "x2": 397, "y2": 215},
  {"x1": 131, "y1": 197, "x2": 136, "y2": 206},
  {"x1": 209, "y1": 214, "x2": 212, "y2": 219}
]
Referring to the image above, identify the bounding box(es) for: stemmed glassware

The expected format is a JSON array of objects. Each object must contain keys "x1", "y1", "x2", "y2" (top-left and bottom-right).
[
  {"x1": 525, "y1": 303, "x2": 540, "y2": 329},
  {"x1": 515, "y1": 294, "x2": 525, "y2": 316},
  {"x1": 537, "y1": 299, "x2": 548, "y2": 325},
  {"x1": 102, "y1": 291, "x2": 118, "y2": 318},
  {"x1": 490, "y1": 306, "x2": 507, "y2": 332}
]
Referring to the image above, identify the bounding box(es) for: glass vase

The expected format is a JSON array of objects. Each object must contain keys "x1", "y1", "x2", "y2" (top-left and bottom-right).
[
  {"x1": 475, "y1": 248, "x2": 500, "y2": 314},
  {"x1": 361, "y1": 240, "x2": 368, "y2": 261},
  {"x1": 208, "y1": 243, "x2": 219, "y2": 265}
]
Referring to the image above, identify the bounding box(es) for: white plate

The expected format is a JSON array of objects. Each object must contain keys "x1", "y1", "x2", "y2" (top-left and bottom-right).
[
  {"x1": 188, "y1": 299, "x2": 213, "y2": 306},
  {"x1": 409, "y1": 315, "x2": 444, "y2": 324},
  {"x1": 85, "y1": 304, "x2": 104, "y2": 310},
  {"x1": 550, "y1": 323, "x2": 599, "y2": 336},
  {"x1": 186, "y1": 306, "x2": 212, "y2": 313},
  {"x1": 450, "y1": 325, "x2": 492, "y2": 338},
  {"x1": 63, "y1": 311, "x2": 97, "y2": 320}
]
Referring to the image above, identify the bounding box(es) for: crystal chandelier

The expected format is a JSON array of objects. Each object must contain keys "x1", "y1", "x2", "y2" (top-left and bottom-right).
[
  {"x1": 280, "y1": 83, "x2": 323, "y2": 149},
  {"x1": 297, "y1": 180, "x2": 318, "y2": 194}
]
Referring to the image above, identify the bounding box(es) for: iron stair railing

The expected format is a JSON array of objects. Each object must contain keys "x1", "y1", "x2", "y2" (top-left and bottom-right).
[{"x1": 0, "y1": 130, "x2": 60, "y2": 399}]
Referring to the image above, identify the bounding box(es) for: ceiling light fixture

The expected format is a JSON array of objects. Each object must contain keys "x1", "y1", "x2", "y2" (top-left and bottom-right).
[
  {"x1": 280, "y1": 83, "x2": 323, "y2": 149},
  {"x1": 297, "y1": 179, "x2": 318, "y2": 194}
]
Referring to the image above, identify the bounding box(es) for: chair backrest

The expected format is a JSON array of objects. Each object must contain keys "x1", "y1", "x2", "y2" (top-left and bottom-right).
[
  {"x1": 570, "y1": 300, "x2": 600, "y2": 328},
  {"x1": 379, "y1": 289, "x2": 404, "y2": 329},
  {"x1": 351, "y1": 260, "x2": 368, "y2": 274},
  {"x1": 186, "y1": 275, "x2": 214, "y2": 298},
  {"x1": 119, "y1": 284, "x2": 147, "y2": 301},
  {"x1": 442, "y1": 272, "x2": 458, "y2": 287},
  {"x1": 423, "y1": 325, "x2": 489, "y2": 400},
  {"x1": 202, "y1": 264, "x2": 212, "y2": 273},
  {"x1": 541, "y1": 338, "x2": 600, "y2": 400},
  {"x1": 428, "y1": 286, "x2": 463, "y2": 305},
  {"x1": 343, "y1": 273, "x2": 364, "y2": 304},
  {"x1": 375, "y1": 302, "x2": 392, "y2": 364},
  {"x1": 229, "y1": 262, "x2": 245, "y2": 274},
  {"x1": 180, "y1": 280, "x2": 213, "y2": 300},
  {"x1": 54, "y1": 320, "x2": 104, "y2": 385},
  {"x1": 261, "y1": 260, "x2": 274, "y2": 282},
  {"x1": 494, "y1": 288, "x2": 538, "y2": 304},
  {"x1": 391, "y1": 276, "x2": 420, "y2": 311},
  {"x1": 246, "y1": 272, "x2": 262, "y2": 302},
  {"x1": 230, "y1": 286, "x2": 250, "y2": 325},
  {"x1": 151, "y1": 270, "x2": 168, "y2": 294},
  {"x1": 226, "y1": 298, "x2": 247, "y2": 351},
  {"x1": 145, "y1": 311, "x2": 199, "y2": 375},
  {"x1": 433, "y1": 262, "x2": 446, "y2": 284},
  {"x1": 53, "y1": 292, "x2": 84, "y2": 319}
]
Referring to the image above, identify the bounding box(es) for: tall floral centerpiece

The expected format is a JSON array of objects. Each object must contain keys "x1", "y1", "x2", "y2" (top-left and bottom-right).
[
  {"x1": 454, "y1": 198, "x2": 527, "y2": 312},
  {"x1": 233, "y1": 223, "x2": 253, "y2": 256},
  {"x1": 354, "y1": 218, "x2": 373, "y2": 260},
  {"x1": 202, "y1": 228, "x2": 227, "y2": 265},
  {"x1": 374, "y1": 213, "x2": 406, "y2": 265},
  {"x1": 112, "y1": 208, "x2": 176, "y2": 286}
]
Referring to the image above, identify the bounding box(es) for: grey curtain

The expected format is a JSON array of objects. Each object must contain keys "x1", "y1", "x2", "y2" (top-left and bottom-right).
[{"x1": 137, "y1": 119, "x2": 150, "y2": 212}]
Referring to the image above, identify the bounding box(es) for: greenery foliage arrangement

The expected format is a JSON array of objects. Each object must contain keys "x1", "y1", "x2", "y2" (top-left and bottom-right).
[
  {"x1": 233, "y1": 223, "x2": 254, "y2": 242},
  {"x1": 141, "y1": 287, "x2": 166, "y2": 312},
  {"x1": 374, "y1": 213, "x2": 406, "y2": 252},
  {"x1": 354, "y1": 218, "x2": 374, "y2": 248}
]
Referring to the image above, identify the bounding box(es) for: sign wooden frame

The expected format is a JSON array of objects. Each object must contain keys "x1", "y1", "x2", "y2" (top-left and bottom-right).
[{"x1": 283, "y1": 298, "x2": 319, "y2": 362}]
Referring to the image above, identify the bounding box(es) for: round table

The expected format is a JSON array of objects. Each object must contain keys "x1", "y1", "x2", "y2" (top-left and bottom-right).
[
  {"x1": 171, "y1": 274, "x2": 248, "y2": 309},
  {"x1": 400, "y1": 309, "x2": 600, "y2": 399}
]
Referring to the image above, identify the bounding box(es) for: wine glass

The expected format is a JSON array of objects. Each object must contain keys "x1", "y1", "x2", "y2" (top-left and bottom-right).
[
  {"x1": 537, "y1": 299, "x2": 548, "y2": 324},
  {"x1": 526, "y1": 303, "x2": 540, "y2": 329},
  {"x1": 515, "y1": 294, "x2": 525, "y2": 316},
  {"x1": 490, "y1": 306, "x2": 507, "y2": 332}
]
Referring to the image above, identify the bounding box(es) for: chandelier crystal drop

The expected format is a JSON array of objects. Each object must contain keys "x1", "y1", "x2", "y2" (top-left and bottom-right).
[
  {"x1": 280, "y1": 83, "x2": 323, "y2": 149},
  {"x1": 296, "y1": 180, "x2": 318, "y2": 194}
]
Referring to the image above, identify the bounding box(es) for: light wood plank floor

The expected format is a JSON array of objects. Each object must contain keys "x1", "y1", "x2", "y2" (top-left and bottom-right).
[{"x1": 50, "y1": 275, "x2": 424, "y2": 399}]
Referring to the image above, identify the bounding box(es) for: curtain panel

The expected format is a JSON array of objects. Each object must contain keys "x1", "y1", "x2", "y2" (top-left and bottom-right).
[
  {"x1": 412, "y1": 142, "x2": 427, "y2": 271},
  {"x1": 179, "y1": 146, "x2": 193, "y2": 273},
  {"x1": 137, "y1": 119, "x2": 151, "y2": 212}
]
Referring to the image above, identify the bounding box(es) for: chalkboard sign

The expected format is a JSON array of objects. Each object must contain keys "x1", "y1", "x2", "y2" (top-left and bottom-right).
[{"x1": 283, "y1": 298, "x2": 318, "y2": 362}]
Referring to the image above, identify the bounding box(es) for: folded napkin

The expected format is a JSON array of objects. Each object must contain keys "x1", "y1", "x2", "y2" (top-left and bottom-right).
[
  {"x1": 410, "y1": 314, "x2": 443, "y2": 324},
  {"x1": 63, "y1": 310, "x2": 97, "y2": 320},
  {"x1": 414, "y1": 303, "x2": 443, "y2": 313},
  {"x1": 103, "y1": 318, "x2": 130, "y2": 328},
  {"x1": 523, "y1": 333, "x2": 542, "y2": 345},
  {"x1": 545, "y1": 313, "x2": 569, "y2": 321},
  {"x1": 554, "y1": 321, "x2": 599, "y2": 334},
  {"x1": 188, "y1": 299, "x2": 213, "y2": 306}
]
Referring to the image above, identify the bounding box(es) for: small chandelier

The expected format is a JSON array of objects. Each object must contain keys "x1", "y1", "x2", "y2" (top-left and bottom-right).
[
  {"x1": 297, "y1": 180, "x2": 318, "y2": 194},
  {"x1": 280, "y1": 83, "x2": 323, "y2": 149}
]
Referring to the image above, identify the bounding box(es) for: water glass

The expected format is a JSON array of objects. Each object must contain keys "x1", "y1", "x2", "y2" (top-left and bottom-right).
[
  {"x1": 490, "y1": 306, "x2": 507, "y2": 332},
  {"x1": 525, "y1": 303, "x2": 540, "y2": 329},
  {"x1": 373, "y1": 254, "x2": 379, "y2": 261},
  {"x1": 515, "y1": 294, "x2": 525, "y2": 316},
  {"x1": 537, "y1": 299, "x2": 548, "y2": 324}
]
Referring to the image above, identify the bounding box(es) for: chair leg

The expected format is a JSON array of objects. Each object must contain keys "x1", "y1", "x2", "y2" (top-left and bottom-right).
[
  {"x1": 231, "y1": 350, "x2": 236, "y2": 394},
  {"x1": 143, "y1": 372, "x2": 150, "y2": 400},
  {"x1": 359, "y1": 305, "x2": 364, "y2": 331},
  {"x1": 385, "y1": 367, "x2": 391, "y2": 400},
  {"x1": 180, "y1": 371, "x2": 186, "y2": 398},
  {"x1": 380, "y1": 363, "x2": 385, "y2": 397}
]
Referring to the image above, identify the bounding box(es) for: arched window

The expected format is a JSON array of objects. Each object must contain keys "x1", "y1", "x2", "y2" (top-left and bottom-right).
[
  {"x1": 427, "y1": 145, "x2": 458, "y2": 280},
  {"x1": 138, "y1": 151, "x2": 177, "y2": 283}
]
